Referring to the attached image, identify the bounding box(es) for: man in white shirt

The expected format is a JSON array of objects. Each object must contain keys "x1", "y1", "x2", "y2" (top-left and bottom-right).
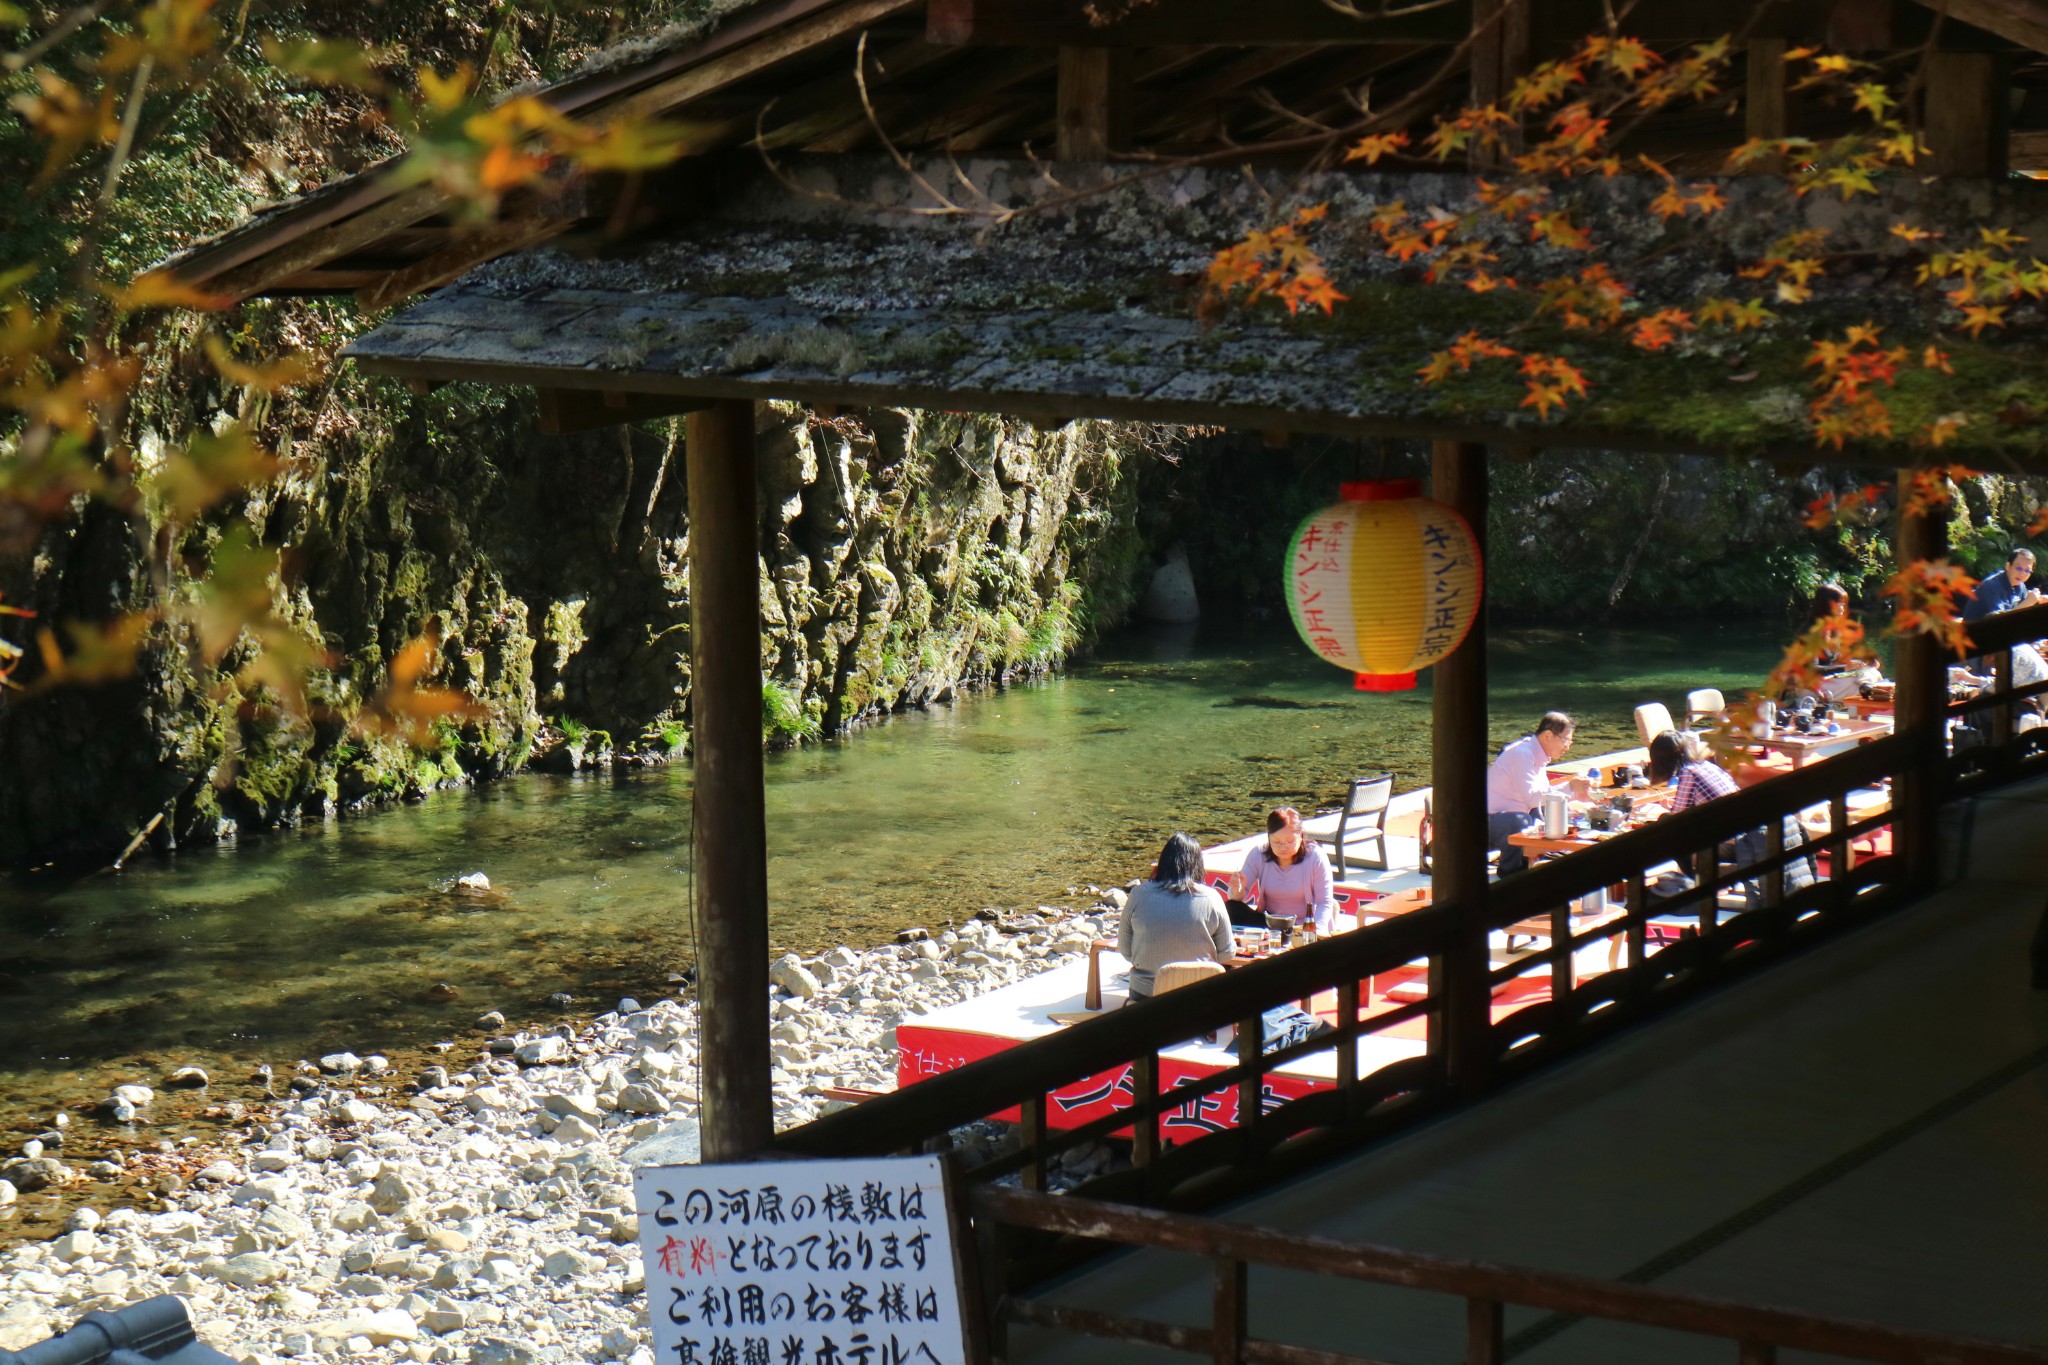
[{"x1": 1486, "y1": 711, "x2": 1581, "y2": 875}]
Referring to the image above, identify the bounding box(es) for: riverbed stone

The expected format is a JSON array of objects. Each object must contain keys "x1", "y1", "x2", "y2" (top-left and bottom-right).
[
  {"x1": 769, "y1": 954, "x2": 822, "y2": 999},
  {"x1": 612, "y1": 1084, "x2": 669, "y2": 1115},
  {"x1": 319, "y1": 1053, "x2": 365, "y2": 1075},
  {"x1": 514, "y1": 1037, "x2": 567, "y2": 1067},
  {"x1": 165, "y1": 1066, "x2": 209, "y2": 1088},
  {"x1": 369, "y1": 1169, "x2": 418, "y2": 1215},
  {"x1": 541, "y1": 1247, "x2": 603, "y2": 1279},
  {"x1": 550, "y1": 1115, "x2": 600, "y2": 1145},
  {"x1": 217, "y1": 1251, "x2": 286, "y2": 1287},
  {"x1": 8, "y1": 1155, "x2": 81, "y2": 1191}
]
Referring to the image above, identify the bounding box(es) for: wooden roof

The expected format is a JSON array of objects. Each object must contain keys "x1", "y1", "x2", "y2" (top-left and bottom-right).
[
  {"x1": 343, "y1": 156, "x2": 2048, "y2": 467},
  {"x1": 164, "y1": 0, "x2": 2048, "y2": 309}
]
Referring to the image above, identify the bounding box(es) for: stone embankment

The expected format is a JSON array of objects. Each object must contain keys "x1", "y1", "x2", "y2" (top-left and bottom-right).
[{"x1": 0, "y1": 901, "x2": 1125, "y2": 1360}]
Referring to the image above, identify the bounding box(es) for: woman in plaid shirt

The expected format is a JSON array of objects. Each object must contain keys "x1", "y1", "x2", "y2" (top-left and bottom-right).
[{"x1": 1648, "y1": 731, "x2": 1736, "y2": 809}]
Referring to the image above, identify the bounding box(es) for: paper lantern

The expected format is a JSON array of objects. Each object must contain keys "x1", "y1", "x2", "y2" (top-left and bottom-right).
[{"x1": 1284, "y1": 478, "x2": 1483, "y2": 692}]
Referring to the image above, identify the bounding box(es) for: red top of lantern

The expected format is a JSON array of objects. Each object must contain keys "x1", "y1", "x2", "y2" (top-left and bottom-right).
[{"x1": 1339, "y1": 478, "x2": 1423, "y2": 502}]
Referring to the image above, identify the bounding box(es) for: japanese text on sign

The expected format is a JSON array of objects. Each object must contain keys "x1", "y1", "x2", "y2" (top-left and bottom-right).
[{"x1": 635, "y1": 1154, "x2": 969, "y2": 1365}]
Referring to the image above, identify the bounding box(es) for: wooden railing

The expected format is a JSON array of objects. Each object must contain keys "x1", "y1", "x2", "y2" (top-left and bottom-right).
[
  {"x1": 778, "y1": 734, "x2": 1912, "y2": 1232},
  {"x1": 971, "y1": 1187, "x2": 2048, "y2": 1365},
  {"x1": 1946, "y1": 599, "x2": 2048, "y2": 795}
]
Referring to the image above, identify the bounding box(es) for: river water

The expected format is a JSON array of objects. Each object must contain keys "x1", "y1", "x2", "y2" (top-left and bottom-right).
[{"x1": 0, "y1": 619, "x2": 1786, "y2": 1169}]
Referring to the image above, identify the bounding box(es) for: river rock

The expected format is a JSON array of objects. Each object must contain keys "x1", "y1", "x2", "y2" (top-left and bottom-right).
[
  {"x1": 476, "y1": 1010, "x2": 507, "y2": 1030},
  {"x1": 613, "y1": 1084, "x2": 669, "y2": 1115},
  {"x1": 111, "y1": 1083, "x2": 154, "y2": 1107},
  {"x1": 216, "y1": 1251, "x2": 286, "y2": 1287},
  {"x1": 257, "y1": 1207, "x2": 309, "y2": 1246},
  {"x1": 470, "y1": 1340, "x2": 539, "y2": 1365},
  {"x1": 335, "y1": 1097, "x2": 379, "y2": 1125},
  {"x1": 455, "y1": 871, "x2": 491, "y2": 893},
  {"x1": 551, "y1": 1115, "x2": 601, "y2": 1145},
  {"x1": 769, "y1": 954, "x2": 822, "y2": 999},
  {"x1": 0, "y1": 1301, "x2": 52, "y2": 1352},
  {"x1": 1, "y1": 1156, "x2": 73, "y2": 1191},
  {"x1": 369, "y1": 1169, "x2": 417, "y2": 1215},
  {"x1": 164, "y1": 1065, "x2": 209, "y2": 1088},
  {"x1": 515, "y1": 1036, "x2": 567, "y2": 1066},
  {"x1": 542, "y1": 1246, "x2": 604, "y2": 1279},
  {"x1": 542, "y1": 1088, "x2": 602, "y2": 1122},
  {"x1": 49, "y1": 1230, "x2": 98, "y2": 1261},
  {"x1": 0, "y1": 1179, "x2": 14, "y2": 1206},
  {"x1": 65, "y1": 1207, "x2": 101, "y2": 1231},
  {"x1": 319, "y1": 1052, "x2": 365, "y2": 1075}
]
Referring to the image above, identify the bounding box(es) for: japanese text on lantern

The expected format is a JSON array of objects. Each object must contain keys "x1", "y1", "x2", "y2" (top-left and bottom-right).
[
  {"x1": 634, "y1": 1155, "x2": 970, "y2": 1365},
  {"x1": 1417, "y1": 518, "x2": 1473, "y2": 661},
  {"x1": 1294, "y1": 514, "x2": 1349, "y2": 660}
]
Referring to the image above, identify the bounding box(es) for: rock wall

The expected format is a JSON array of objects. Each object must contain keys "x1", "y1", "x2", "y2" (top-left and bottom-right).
[{"x1": 0, "y1": 357, "x2": 1152, "y2": 866}]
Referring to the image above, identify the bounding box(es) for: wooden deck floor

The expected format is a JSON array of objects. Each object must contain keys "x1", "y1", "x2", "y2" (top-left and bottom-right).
[{"x1": 1009, "y1": 777, "x2": 2048, "y2": 1364}]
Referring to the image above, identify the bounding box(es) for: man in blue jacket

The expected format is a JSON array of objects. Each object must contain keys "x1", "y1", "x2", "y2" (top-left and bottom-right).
[{"x1": 1963, "y1": 548, "x2": 2040, "y2": 623}]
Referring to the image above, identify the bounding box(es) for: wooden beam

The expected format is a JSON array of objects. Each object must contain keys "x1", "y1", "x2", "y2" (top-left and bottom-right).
[
  {"x1": 748, "y1": 37, "x2": 955, "y2": 151},
  {"x1": 356, "y1": 218, "x2": 571, "y2": 312},
  {"x1": 207, "y1": 186, "x2": 455, "y2": 301},
  {"x1": 2013, "y1": 128, "x2": 2048, "y2": 165},
  {"x1": 613, "y1": 0, "x2": 918, "y2": 121},
  {"x1": 808, "y1": 47, "x2": 1057, "y2": 151},
  {"x1": 688, "y1": 399, "x2": 775, "y2": 1162},
  {"x1": 1430, "y1": 439, "x2": 1492, "y2": 1100},
  {"x1": 929, "y1": 0, "x2": 1465, "y2": 45},
  {"x1": 536, "y1": 388, "x2": 713, "y2": 435},
  {"x1": 1057, "y1": 47, "x2": 1130, "y2": 158},
  {"x1": 1902, "y1": 0, "x2": 2048, "y2": 53},
  {"x1": 1923, "y1": 50, "x2": 2008, "y2": 176}
]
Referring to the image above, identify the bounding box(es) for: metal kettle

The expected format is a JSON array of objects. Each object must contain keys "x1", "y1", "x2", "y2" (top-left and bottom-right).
[{"x1": 1540, "y1": 791, "x2": 1570, "y2": 839}]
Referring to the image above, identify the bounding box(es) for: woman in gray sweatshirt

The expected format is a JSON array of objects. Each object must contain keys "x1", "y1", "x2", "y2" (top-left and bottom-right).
[{"x1": 1118, "y1": 832, "x2": 1235, "y2": 1000}]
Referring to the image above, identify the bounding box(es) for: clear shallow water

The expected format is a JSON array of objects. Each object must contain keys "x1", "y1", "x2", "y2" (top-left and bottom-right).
[{"x1": 0, "y1": 619, "x2": 1787, "y2": 1156}]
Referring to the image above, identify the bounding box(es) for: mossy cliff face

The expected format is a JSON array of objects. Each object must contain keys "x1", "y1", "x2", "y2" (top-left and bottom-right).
[{"x1": 0, "y1": 371, "x2": 1148, "y2": 866}]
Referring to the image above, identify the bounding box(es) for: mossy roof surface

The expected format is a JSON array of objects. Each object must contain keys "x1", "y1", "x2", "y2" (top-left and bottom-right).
[{"x1": 346, "y1": 158, "x2": 2048, "y2": 467}]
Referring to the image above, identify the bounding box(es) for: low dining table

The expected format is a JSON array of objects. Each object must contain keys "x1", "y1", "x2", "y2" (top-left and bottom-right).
[{"x1": 1753, "y1": 715, "x2": 1890, "y2": 769}]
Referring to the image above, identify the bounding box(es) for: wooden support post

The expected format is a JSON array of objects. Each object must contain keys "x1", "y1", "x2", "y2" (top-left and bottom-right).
[
  {"x1": 1470, "y1": 0, "x2": 1531, "y2": 164},
  {"x1": 1923, "y1": 51, "x2": 2007, "y2": 177},
  {"x1": 1431, "y1": 440, "x2": 1492, "y2": 1097},
  {"x1": 1894, "y1": 470, "x2": 1948, "y2": 892},
  {"x1": 1212, "y1": 1257, "x2": 1248, "y2": 1365},
  {"x1": 1467, "y1": 1297, "x2": 1505, "y2": 1365},
  {"x1": 688, "y1": 399, "x2": 774, "y2": 1162},
  {"x1": 1056, "y1": 47, "x2": 1130, "y2": 159},
  {"x1": 1745, "y1": 36, "x2": 1789, "y2": 169},
  {"x1": 1747, "y1": 38, "x2": 1788, "y2": 139}
]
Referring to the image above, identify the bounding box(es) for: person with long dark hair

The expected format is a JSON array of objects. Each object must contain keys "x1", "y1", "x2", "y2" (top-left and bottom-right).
[{"x1": 1117, "y1": 832, "x2": 1234, "y2": 1000}]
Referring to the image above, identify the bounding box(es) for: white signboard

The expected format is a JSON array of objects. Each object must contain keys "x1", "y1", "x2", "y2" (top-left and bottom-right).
[{"x1": 634, "y1": 1154, "x2": 972, "y2": 1365}]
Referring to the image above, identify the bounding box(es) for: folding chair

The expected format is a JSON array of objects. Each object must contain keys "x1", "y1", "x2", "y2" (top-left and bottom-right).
[{"x1": 1315, "y1": 774, "x2": 1394, "y2": 876}]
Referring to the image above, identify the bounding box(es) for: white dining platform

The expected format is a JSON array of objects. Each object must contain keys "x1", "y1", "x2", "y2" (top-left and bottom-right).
[{"x1": 1006, "y1": 776, "x2": 2048, "y2": 1363}]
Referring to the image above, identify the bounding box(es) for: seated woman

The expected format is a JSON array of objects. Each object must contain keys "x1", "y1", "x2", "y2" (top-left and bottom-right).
[
  {"x1": 1118, "y1": 832, "x2": 1235, "y2": 1001},
  {"x1": 1234, "y1": 807, "x2": 1335, "y2": 938},
  {"x1": 1809, "y1": 582, "x2": 1852, "y2": 675},
  {"x1": 1645, "y1": 731, "x2": 1816, "y2": 907}
]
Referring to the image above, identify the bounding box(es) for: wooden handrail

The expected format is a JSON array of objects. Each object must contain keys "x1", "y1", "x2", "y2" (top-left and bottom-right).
[
  {"x1": 977, "y1": 1188, "x2": 2048, "y2": 1365},
  {"x1": 1491, "y1": 733, "x2": 1901, "y2": 924},
  {"x1": 779, "y1": 735, "x2": 1909, "y2": 1161},
  {"x1": 1955, "y1": 599, "x2": 2048, "y2": 653}
]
